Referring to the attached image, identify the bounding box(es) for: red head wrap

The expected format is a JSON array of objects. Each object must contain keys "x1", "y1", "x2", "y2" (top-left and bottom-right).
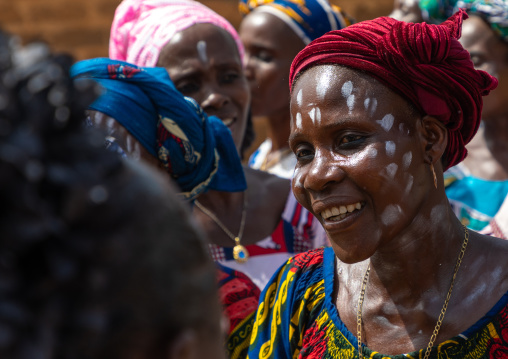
[{"x1": 289, "y1": 10, "x2": 497, "y2": 170}]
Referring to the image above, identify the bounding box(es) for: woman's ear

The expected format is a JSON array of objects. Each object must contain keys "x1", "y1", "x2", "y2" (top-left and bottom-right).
[
  {"x1": 168, "y1": 329, "x2": 198, "y2": 359},
  {"x1": 418, "y1": 115, "x2": 448, "y2": 166}
]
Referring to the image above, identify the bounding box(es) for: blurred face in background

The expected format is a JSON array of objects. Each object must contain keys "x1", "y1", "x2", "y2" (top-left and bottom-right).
[
  {"x1": 158, "y1": 24, "x2": 251, "y2": 152},
  {"x1": 460, "y1": 15, "x2": 508, "y2": 120},
  {"x1": 240, "y1": 11, "x2": 304, "y2": 118}
]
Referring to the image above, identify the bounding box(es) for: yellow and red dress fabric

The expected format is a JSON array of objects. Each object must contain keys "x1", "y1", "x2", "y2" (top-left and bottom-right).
[
  {"x1": 248, "y1": 247, "x2": 508, "y2": 359},
  {"x1": 217, "y1": 263, "x2": 261, "y2": 359}
]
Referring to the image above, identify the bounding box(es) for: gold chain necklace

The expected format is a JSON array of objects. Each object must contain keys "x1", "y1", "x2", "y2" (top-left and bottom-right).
[
  {"x1": 356, "y1": 225, "x2": 469, "y2": 359},
  {"x1": 195, "y1": 192, "x2": 249, "y2": 264}
]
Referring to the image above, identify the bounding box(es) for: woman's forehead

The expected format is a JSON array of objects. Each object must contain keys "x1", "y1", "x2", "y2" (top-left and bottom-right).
[{"x1": 161, "y1": 24, "x2": 241, "y2": 65}]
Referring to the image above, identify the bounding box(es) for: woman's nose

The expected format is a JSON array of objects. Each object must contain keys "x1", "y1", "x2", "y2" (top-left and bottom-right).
[
  {"x1": 304, "y1": 151, "x2": 346, "y2": 192},
  {"x1": 201, "y1": 88, "x2": 229, "y2": 111}
]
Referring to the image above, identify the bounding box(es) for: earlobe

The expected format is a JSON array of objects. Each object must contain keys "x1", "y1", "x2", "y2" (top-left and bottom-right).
[
  {"x1": 418, "y1": 115, "x2": 448, "y2": 166},
  {"x1": 168, "y1": 329, "x2": 198, "y2": 359}
]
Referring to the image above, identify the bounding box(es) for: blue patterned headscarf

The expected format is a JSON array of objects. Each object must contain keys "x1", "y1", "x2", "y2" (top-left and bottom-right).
[
  {"x1": 239, "y1": 0, "x2": 353, "y2": 45},
  {"x1": 71, "y1": 58, "x2": 246, "y2": 200},
  {"x1": 420, "y1": 0, "x2": 508, "y2": 42}
]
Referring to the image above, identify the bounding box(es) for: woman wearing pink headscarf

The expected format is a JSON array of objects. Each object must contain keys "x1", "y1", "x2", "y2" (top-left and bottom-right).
[{"x1": 109, "y1": 2, "x2": 328, "y2": 358}]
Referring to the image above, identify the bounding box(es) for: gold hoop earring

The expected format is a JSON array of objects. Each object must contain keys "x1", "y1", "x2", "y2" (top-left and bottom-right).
[{"x1": 430, "y1": 163, "x2": 437, "y2": 189}]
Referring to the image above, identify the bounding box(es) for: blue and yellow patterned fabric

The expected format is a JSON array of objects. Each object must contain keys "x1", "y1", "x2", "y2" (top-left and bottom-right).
[
  {"x1": 239, "y1": 0, "x2": 353, "y2": 45},
  {"x1": 71, "y1": 58, "x2": 246, "y2": 201},
  {"x1": 248, "y1": 247, "x2": 508, "y2": 359},
  {"x1": 420, "y1": 0, "x2": 508, "y2": 42}
]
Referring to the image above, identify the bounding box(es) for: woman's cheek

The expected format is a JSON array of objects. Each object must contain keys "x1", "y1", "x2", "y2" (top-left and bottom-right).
[{"x1": 292, "y1": 168, "x2": 310, "y2": 208}]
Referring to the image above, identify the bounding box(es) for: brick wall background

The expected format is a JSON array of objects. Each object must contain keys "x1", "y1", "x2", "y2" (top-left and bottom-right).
[{"x1": 0, "y1": 0, "x2": 394, "y2": 61}]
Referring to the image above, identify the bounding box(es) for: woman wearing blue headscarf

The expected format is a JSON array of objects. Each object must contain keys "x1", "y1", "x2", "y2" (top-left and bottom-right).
[
  {"x1": 71, "y1": 58, "x2": 246, "y2": 201},
  {"x1": 240, "y1": 0, "x2": 353, "y2": 179}
]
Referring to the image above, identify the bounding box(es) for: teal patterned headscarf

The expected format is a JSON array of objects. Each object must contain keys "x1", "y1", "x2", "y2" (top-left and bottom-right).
[{"x1": 420, "y1": 0, "x2": 508, "y2": 41}]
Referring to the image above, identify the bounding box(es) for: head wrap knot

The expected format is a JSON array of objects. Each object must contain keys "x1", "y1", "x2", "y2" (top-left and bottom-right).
[
  {"x1": 289, "y1": 10, "x2": 498, "y2": 170},
  {"x1": 71, "y1": 58, "x2": 246, "y2": 200}
]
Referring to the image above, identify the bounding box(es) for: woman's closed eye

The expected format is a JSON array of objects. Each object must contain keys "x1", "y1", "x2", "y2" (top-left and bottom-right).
[
  {"x1": 220, "y1": 70, "x2": 240, "y2": 84},
  {"x1": 254, "y1": 50, "x2": 273, "y2": 63},
  {"x1": 176, "y1": 79, "x2": 200, "y2": 95}
]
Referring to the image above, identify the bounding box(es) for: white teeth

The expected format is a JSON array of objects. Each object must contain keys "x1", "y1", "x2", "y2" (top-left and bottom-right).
[
  {"x1": 321, "y1": 202, "x2": 363, "y2": 220},
  {"x1": 222, "y1": 118, "x2": 234, "y2": 126}
]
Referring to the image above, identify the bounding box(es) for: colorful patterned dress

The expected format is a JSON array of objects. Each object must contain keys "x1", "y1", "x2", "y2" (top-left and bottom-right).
[
  {"x1": 213, "y1": 191, "x2": 328, "y2": 359},
  {"x1": 248, "y1": 247, "x2": 508, "y2": 359}
]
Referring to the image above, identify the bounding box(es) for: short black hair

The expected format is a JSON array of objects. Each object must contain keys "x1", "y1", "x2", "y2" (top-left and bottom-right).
[{"x1": 0, "y1": 31, "x2": 218, "y2": 359}]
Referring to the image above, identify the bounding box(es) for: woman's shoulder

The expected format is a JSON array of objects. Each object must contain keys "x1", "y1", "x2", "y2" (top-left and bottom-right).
[{"x1": 244, "y1": 166, "x2": 291, "y2": 205}]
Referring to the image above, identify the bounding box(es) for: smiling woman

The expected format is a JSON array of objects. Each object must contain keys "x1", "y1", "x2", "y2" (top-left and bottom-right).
[{"x1": 247, "y1": 10, "x2": 508, "y2": 359}]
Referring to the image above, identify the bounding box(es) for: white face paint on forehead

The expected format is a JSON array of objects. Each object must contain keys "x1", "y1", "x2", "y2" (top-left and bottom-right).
[
  {"x1": 316, "y1": 68, "x2": 334, "y2": 101},
  {"x1": 309, "y1": 108, "x2": 316, "y2": 124},
  {"x1": 364, "y1": 97, "x2": 378, "y2": 117},
  {"x1": 315, "y1": 107, "x2": 321, "y2": 125},
  {"x1": 197, "y1": 41, "x2": 207, "y2": 63},
  {"x1": 377, "y1": 114, "x2": 394, "y2": 132},
  {"x1": 295, "y1": 112, "x2": 303, "y2": 129},
  {"x1": 341, "y1": 81, "x2": 355, "y2": 115},
  {"x1": 297, "y1": 89, "x2": 303, "y2": 107}
]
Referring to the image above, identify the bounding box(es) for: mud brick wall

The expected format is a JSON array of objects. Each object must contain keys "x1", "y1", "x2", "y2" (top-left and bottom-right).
[
  {"x1": 0, "y1": 0, "x2": 393, "y2": 158},
  {"x1": 0, "y1": 0, "x2": 393, "y2": 61}
]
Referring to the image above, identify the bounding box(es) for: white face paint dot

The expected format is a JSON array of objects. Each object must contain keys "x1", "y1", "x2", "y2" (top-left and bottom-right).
[
  {"x1": 386, "y1": 163, "x2": 398, "y2": 179},
  {"x1": 385, "y1": 141, "x2": 396, "y2": 157},
  {"x1": 377, "y1": 114, "x2": 394, "y2": 132},
  {"x1": 315, "y1": 107, "x2": 321, "y2": 124},
  {"x1": 402, "y1": 152, "x2": 412, "y2": 169},
  {"x1": 347, "y1": 94, "x2": 355, "y2": 114},
  {"x1": 293, "y1": 172, "x2": 304, "y2": 188},
  {"x1": 197, "y1": 41, "x2": 207, "y2": 63},
  {"x1": 295, "y1": 113, "x2": 302, "y2": 129},
  {"x1": 381, "y1": 204, "x2": 402, "y2": 226},
  {"x1": 364, "y1": 98, "x2": 370, "y2": 110},
  {"x1": 405, "y1": 175, "x2": 414, "y2": 194},
  {"x1": 341, "y1": 81, "x2": 353, "y2": 98},
  {"x1": 367, "y1": 147, "x2": 378, "y2": 158},
  {"x1": 316, "y1": 70, "x2": 333, "y2": 101},
  {"x1": 309, "y1": 108, "x2": 316, "y2": 123}
]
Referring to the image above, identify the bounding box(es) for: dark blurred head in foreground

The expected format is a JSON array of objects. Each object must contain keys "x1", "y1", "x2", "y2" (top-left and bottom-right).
[{"x1": 0, "y1": 31, "x2": 224, "y2": 359}]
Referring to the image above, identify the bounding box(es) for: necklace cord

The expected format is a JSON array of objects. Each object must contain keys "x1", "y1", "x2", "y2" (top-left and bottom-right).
[{"x1": 195, "y1": 192, "x2": 249, "y2": 263}]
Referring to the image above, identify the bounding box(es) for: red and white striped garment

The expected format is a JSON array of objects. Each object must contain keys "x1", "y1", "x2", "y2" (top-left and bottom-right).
[{"x1": 209, "y1": 191, "x2": 328, "y2": 290}]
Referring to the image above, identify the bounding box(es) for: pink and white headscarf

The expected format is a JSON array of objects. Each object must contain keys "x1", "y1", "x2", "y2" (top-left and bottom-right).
[{"x1": 109, "y1": 0, "x2": 245, "y2": 67}]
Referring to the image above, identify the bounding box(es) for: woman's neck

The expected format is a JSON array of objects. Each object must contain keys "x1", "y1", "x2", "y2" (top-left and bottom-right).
[
  {"x1": 265, "y1": 108, "x2": 291, "y2": 152},
  {"x1": 368, "y1": 203, "x2": 466, "y2": 297},
  {"x1": 483, "y1": 116, "x2": 508, "y2": 174}
]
